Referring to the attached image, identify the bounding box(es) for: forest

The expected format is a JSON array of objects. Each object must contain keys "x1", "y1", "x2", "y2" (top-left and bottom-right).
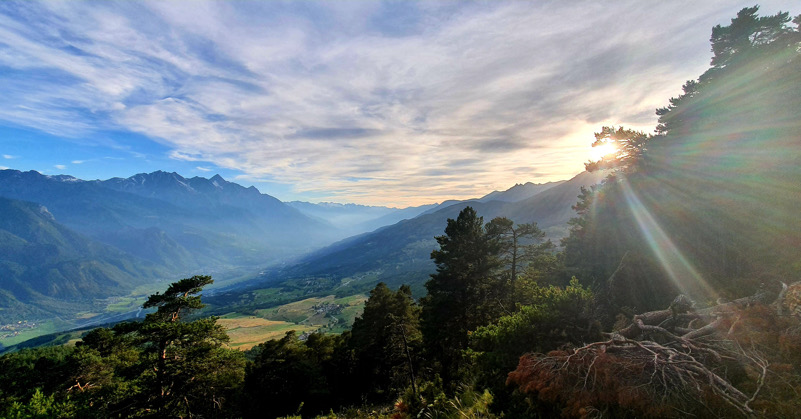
[{"x1": 2, "y1": 7, "x2": 800, "y2": 418}]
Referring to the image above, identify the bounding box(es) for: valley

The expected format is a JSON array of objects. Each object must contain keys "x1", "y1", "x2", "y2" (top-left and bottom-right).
[
  {"x1": 0, "y1": 167, "x2": 589, "y2": 349},
  {"x1": 3, "y1": 3, "x2": 799, "y2": 417}
]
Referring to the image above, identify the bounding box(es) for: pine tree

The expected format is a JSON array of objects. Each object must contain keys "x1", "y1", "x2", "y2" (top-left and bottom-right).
[{"x1": 421, "y1": 206, "x2": 503, "y2": 390}]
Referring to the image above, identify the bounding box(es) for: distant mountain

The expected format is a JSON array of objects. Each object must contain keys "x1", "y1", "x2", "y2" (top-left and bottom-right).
[
  {"x1": 0, "y1": 170, "x2": 338, "y2": 274},
  {"x1": 0, "y1": 197, "x2": 163, "y2": 322},
  {"x1": 287, "y1": 201, "x2": 438, "y2": 237},
  {"x1": 353, "y1": 203, "x2": 439, "y2": 233},
  {"x1": 478, "y1": 180, "x2": 565, "y2": 202},
  {"x1": 286, "y1": 201, "x2": 397, "y2": 230},
  {"x1": 212, "y1": 170, "x2": 607, "y2": 308},
  {"x1": 416, "y1": 180, "x2": 563, "y2": 218}
]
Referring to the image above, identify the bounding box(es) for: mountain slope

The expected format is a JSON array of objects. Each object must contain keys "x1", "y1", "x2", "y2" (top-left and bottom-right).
[
  {"x1": 287, "y1": 201, "x2": 438, "y2": 238},
  {"x1": 478, "y1": 180, "x2": 565, "y2": 203},
  {"x1": 212, "y1": 170, "x2": 606, "y2": 309},
  {"x1": 0, "y1": 197, "x2": 163, "y2": 322},
  {"x1": 0, "y1": 170, "x2": 338, "y2": 272}
]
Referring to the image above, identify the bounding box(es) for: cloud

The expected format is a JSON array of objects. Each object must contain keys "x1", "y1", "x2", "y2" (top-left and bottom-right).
[
  {"x1": 54, "y1": 164, "x2": 66, "y2": 170},
  {"x1": 0, "y1": 166, "x2": 8, "y2": 170},
  {"x1": 195, "y1": 166, "x2": 212, "y2": 172},
  {"x1": 2, "y1": 154, "x2": 16, "y2": 159},
  {"x1": 71, "y1": 160, "x2": 85, "y2": 164},
  {"x1": 0, "y1": 0, "x2": 794, "y2": 205}
]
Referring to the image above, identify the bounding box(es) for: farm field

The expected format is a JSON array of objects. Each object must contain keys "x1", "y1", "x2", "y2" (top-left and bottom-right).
[{"x1": 217, "y1": 315, "x2": 318, "y2": 350}]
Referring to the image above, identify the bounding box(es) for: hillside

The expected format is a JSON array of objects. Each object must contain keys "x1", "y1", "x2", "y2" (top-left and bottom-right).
[
  {"x1": 478, "y1": 180, "x2": 565, "y2": 202},
  {"x1": 0, "y1": 197, "x2": 163, "y2": 323},
  {"x1": 0, "y1": 170, "x2": 339, "y2": 272},
  {"x1": 208, "y1": 170, "x2": 606, "y2": 311},
  {"x1": 287, "y1": 201, "x2": 437, "y2": 237}
]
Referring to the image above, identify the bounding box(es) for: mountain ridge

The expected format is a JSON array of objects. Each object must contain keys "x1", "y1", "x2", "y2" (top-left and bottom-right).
[{"x1": 209, "y1": 170, "x2": 607, "y2": 311}]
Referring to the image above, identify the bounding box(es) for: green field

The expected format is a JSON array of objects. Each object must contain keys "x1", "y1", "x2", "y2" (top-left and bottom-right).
[
  {"x1": 0, "y1": 319, "x2": 70, "y2": 347},
  {"x1": 254, "y1": 294, "x2": 366, "y2": 328},
  {"x1": 3, "y1": 290, "x2": 369, "y2": 353}
]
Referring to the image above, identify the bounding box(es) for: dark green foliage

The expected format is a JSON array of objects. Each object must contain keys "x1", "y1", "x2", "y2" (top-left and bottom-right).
[
  {"x1": 0, "y1": 276, "x2": 245, "y2": 418},
  {"x1": 3, "y1": 388, "x2": 76, "y2": 419},
  {"x1": 112, "y1": 275, "x2": 245, "y2": 418},
  {"x1": 469, "y1": 279, "x2": 599, "y2": 415},
  {"x1": 485, "y1": 217, "x2": 548, "y2": 291},
  {"x1": 349, "y1": 283, "x2": 422, "y2": 403},
  {"x1": 421, "y1": 207, "x2": 506, "y2": 390},
  {"x1": 0, "y1": 346, "x2": 75, "y2": 409},
  {"x1": 243, "y1": 331, "x2": 349, "y2": 418}
]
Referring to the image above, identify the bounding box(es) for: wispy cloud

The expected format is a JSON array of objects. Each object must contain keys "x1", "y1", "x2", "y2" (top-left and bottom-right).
[
  {"x1": 71, "y1": 160, "x2": 85, "y2": 164},
  {"x1": 195, "y1": 166, "x2": 212, "y2": 172},
  {"x1": 54, "y1": 164, "x2": 66, "y2": 170},
  {"x1": 2, "y1": 154, "x2": 16, "y2": 159},
  {"x1": 0, "y1": 1, "x2": 794, "y2": 205}
]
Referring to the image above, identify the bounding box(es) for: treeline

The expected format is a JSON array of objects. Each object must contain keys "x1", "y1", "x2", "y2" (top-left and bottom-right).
[{"x1": 3, "y1": 6, "x2": 801, "y2": 418}]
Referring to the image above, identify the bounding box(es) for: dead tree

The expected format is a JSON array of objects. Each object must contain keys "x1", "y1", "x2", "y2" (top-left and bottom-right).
[{"x1": 509, "y1": 283, "x2": 801, "y2": 418}]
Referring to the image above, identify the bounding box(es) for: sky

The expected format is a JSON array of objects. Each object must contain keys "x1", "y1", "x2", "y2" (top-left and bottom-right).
[{"x1": 0, "y1": 1, "x2": 797, "y2": 207}]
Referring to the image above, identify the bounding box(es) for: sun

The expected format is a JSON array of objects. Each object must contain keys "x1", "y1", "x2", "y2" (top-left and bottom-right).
[{"x1": 589, "y1": 142, "x2": 618, "y2": 162}]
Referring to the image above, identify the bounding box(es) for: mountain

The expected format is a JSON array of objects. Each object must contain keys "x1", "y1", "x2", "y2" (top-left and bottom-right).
[
  {"x1": 353, "y1": 203, "x2": 439, "y2": 233},
  {"x1": 0, "y1": 197, "x2": 163, "y2": 323},
  {"x1": 414, "y1": 180, "x2": 563, "y2": 218},
  {"x1": 287, "y1": 201, "x2": 438, "y2": 237},
  {"x1": 478, "y1": 180, "x2": 565, "y2": 203},
  {"x1": 210, "y1": 170, "x2": 607, "y2": 310},
  {"x1": 0, "y1": 170, "x2": 338, "y2": 273}
]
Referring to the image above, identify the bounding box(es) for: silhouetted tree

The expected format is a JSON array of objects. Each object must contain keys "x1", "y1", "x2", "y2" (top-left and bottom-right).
[
  {"x1": 421, "y1": 206, "x2": 503, "y2": 390},
  {"x1": 349, "y1": 283, "x2": 421, "y2": 402},
  {"x1": 485, "y1": 217, "x2": 547, "y2": 293}
]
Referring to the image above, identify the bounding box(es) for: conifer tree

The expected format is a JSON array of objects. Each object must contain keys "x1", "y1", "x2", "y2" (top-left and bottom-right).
[{"x1": 421, "y1": 206, "x2": 503, "y2": 390}]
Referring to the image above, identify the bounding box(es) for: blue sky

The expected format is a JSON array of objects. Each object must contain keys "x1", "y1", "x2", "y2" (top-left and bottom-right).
[{"x1": 0, "y1": 1, "x2": 797, "y2": 206}]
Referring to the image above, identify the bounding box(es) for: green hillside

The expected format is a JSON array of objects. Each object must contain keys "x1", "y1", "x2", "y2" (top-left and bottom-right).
[{"x1": 0, "y1": 197, "x2": 165, "y2": 324}]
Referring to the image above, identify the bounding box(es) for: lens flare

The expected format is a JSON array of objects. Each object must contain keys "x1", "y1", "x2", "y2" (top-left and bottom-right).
[
  {"x1": 617, "y1": 174, "x2": 718, "y2": 300},
  {"x1": 589, "y1": 142, "x2": 617, "y2": 162}
]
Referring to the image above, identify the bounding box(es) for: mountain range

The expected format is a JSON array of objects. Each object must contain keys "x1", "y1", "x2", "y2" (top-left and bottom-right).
[
  {"x1": 207, "y1": 170, "x2": 606, "y2": 312},
  {"x1": 286, "y1": 201, "x2": 438, "y2": 238},
  {"x1": 0, "y1": 168, "x2": 602, "y2": 330}
]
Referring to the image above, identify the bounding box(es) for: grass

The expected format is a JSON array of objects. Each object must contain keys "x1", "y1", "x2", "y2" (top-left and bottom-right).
[
  {"x1": 244, "y1": 293, "x2": 367, "y2": 338},
  {"x1": 104, "y1": 296, "x2": 147, "y2": 313},
  {"x1": 0, "y1": 319, "x2": 64, "y2": 347},
  {"x1": 255, "y1": 294, "x2": 367, "y2": 326},
  {"x1": 3, "y1": 287, "x2": 369, "y2": 353}
]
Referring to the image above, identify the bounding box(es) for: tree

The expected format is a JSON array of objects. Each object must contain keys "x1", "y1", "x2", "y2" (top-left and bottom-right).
[
  {"x1": 584, "y1": 126, "x2": 650, "y2": 173},
  {"x1": 133, "y1": 275, "x2": 244, "y2": 417},
  {"x1": 485, "y1": 217, "x2": 548, "y2": 295},
  {"x1": 69, "y1": 276, "x2": 245, "y2": 418},
  {"x1": 421, "y1": 206, "x2": 503, "y2": 390},
  {"x1": 656, "y1": 7, "x2": 801, "y2": 138},
  {"x1": 470, "y1": 279, "x2": 598, "y2": 416},
  {"x1": 243, "y1": 331, "x2": 347, "y2": 418},
  {"x1": 349, "y1": 283, "x2": 421, "y2": 402},
  {"x1": 507, "y1": 288, "x2": 801, "y2": 417}
]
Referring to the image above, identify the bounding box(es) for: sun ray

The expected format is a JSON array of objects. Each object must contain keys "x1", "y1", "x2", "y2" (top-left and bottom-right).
[
  {"x1": 589, "y1": 142, "x2": 618, "y2": 163},
  {"x1": 617, "y1": 175, "x2": 718, "y2": 300}
]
